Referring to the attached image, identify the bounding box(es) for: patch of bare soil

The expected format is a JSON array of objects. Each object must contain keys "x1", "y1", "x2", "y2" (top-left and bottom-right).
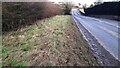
[{"x1": 27, "y1": 17, "x2": 100, "y2": 66}]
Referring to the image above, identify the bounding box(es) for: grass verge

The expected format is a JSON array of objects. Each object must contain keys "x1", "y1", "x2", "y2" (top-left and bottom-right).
[
  {"x1": 2, "y1": 15, "x2": 71, "y2": 66},
  {"x1": 2, "y1": 15, "x2": 99, "y2": 66}
]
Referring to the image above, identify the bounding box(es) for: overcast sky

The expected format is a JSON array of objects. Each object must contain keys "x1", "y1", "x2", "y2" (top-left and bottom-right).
[
  {"x1": 49, "y1": 0, "x2": 119, "y2": 5},
  {"x1": 2, "y1": 0, "x2": 119, "y2": 5}
]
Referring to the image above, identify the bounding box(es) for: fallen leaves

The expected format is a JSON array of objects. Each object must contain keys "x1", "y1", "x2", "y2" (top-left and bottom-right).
[
  {"x1": 18, "y1": 35, "x2": 25, "y2": 39},
  {"x1": 67, "y1": 36, "x2": 70, "y2": 38}
]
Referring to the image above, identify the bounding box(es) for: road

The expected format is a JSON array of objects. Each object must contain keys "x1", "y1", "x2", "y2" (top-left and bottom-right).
[{"x1": 71, "y1": 8, "x2": 120, "y2": 65}]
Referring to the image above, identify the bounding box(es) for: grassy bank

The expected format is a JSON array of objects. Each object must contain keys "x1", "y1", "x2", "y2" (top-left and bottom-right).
[{"x1": 2, "y1": 15, "x2": 99, "y2": 66}]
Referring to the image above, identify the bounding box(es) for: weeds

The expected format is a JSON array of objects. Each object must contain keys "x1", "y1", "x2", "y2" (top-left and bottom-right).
[
  {"x1": 19, "y1": 40, "x2": 26, "y2": 46},
  {"x1": 26, "y1": 35, "x2": 32, "y2": 40},
  {"x1": 2, "y1": 47, "x2": 8, "y2": 60},
  {"x1": 2, "y1": 48, "x2": 8, "y2": 54},
  {"x1": 9, "y1": 59, "x2": 17, "y2": 66},
  {"x1": 21, "y1": 47, "x2": 31, "y2": 51},
  {"x1": 20, "y1": 53, "x2": 28, "y2": 58}
]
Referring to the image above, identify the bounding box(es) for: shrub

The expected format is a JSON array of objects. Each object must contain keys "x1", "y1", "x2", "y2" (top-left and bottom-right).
[
  {"x1": 2, "y1": 2, "x2": 62, "y2": 32},
  {"x1": 62, "y1": 2, "x2": 74, "y2": 15}
]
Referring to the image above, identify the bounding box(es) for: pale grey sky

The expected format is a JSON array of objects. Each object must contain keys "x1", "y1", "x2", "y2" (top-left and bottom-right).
[{"x1": 49, "y1": 0, "x2": 119, "y2": 5}]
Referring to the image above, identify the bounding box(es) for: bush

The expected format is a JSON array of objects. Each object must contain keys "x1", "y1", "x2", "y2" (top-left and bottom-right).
[
  {"x1": 2, "y1": 2, "x2": 62, "y2": 32},
  {"x1": 62, "y1": 2, "x2": 74, "y2": 15}
]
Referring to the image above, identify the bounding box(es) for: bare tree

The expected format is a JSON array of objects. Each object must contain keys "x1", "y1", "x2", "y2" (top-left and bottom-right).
[
  {"x1": 94, "y1": 0, "x2": 103, "y2": 5},
  {"x1": 83, "y1": 4, "x2": 87, "y2": 9},
  {"x1": 62, "y1": 2, "x2": 74, "y2": 15}
]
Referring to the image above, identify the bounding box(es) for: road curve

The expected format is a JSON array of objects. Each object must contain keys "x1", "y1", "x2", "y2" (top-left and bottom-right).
[{"x1": 71, "y1": 8, "x2": 120, "y2": 65}]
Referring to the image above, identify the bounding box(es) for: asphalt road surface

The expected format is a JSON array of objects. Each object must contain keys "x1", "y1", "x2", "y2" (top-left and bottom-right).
[{"x1": 71, "y1": 8, "x2": 120, "y2": 65}]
